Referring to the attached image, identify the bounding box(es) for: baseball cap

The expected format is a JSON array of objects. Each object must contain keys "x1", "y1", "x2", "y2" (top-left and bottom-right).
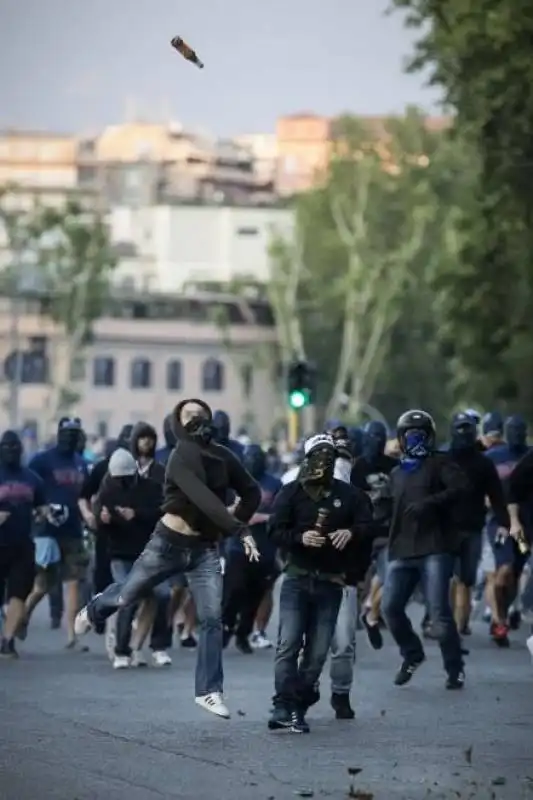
[{"x1": 108, "y1": 448, "x2": 137, "y2": 477}]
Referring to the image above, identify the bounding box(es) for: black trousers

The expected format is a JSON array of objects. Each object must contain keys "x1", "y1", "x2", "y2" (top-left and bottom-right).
[{"x1": 222, "y1": 550, "x2": 277, "y2": 639}]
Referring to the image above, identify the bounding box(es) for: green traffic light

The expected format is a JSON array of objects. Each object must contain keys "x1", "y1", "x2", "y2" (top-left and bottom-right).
[{"x1": 289, "y1": 389, "x2": 307, "y2": 409}]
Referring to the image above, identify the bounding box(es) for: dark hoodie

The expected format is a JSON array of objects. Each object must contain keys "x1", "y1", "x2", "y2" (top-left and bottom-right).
[
  {"x1": 93, "y1": 473, "x2": 162, "y2": 560},
  {"x1": 130, "y1": 421, "x2": 166, "y2": 483},
  {"x1": 155, "y1": 414, "x2": 176, "y2": 467},
  {"x1": 161, "y1": 400, "x2": 261, "y2": 541}
]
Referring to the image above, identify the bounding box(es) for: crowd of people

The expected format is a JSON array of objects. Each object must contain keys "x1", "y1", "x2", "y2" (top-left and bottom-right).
[{"x1": 0, "y1": 400, "x2": 531, "y2": 734}]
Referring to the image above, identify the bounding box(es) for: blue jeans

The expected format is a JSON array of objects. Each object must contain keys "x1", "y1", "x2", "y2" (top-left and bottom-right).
[
  {"x1": 329, "y1": 586, "x2": 358, "y2": 695},
  {"x1": 522, "y1": 555, "x2": 533, "y2": 615},
  {"x1": 110, "y1": 559, "x2": 172, "y2": 656},
  {"x1": 382, "y1": 554, "x2": 463, "y2": 674},
  {"x1": 274, "y1": 574, "x2": 342, "y2": 709},
  {"x1": 89, "y1": 524, "x2": 223, "y2": 695}
]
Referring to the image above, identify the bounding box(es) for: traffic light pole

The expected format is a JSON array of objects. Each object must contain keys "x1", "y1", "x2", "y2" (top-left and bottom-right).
[{"x1": 287, "y1": 408, "x2": 300, "y2": 449}]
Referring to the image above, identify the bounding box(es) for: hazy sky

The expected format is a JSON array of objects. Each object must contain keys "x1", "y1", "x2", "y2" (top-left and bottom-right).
[{"x1": 0, "y1": 0, "x2": 442, "y2": 136}]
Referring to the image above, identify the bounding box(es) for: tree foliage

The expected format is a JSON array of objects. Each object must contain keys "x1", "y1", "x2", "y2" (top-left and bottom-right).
[
  {"x1": 269, "y1": 109, "x2": 465, "y2": 424},
  {"x1": 0, "y1": 189, "x2": 116, "y2": 423},
  {"x1": 391, "y1": 0, "x2": 533, "y2": 412}
]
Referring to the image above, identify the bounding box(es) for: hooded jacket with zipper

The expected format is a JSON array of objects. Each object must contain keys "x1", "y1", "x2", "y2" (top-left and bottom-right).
[
  {"x1": 161, "y1": 401, "x2": 261, "y2": 541},
  {"x1": 93, "y1": 472, "x2": 162, "y2": 561},
  {"x1": 130, "y1": 421, "x2": 166, "y2": 484}
]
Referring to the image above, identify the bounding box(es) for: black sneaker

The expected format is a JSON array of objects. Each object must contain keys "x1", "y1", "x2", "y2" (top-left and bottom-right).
[
  {"x1": 16, "y1": 619, "x2": 28, "y2": 641},
  {"x1": 330, "y1": 692, "x2": 355, "y2": 719},
  {"x1": 394, "y1": 656, "x2": 425, "y2": 686},
  {"x1": 235, "y1": 636, "x2": 253, "y2": 654},
  {"x1": 290, "y1": 709, "x2": 310, "y2": 733},
  {"x1": 446, "y1": 669, "x2": 465, "y2": 690},
  {"x1": 459, "y1": 622, "x2": 472, "y2": 636},
  {"x1": 180, "y1": 634, "x2": 197, "y2": 649},
  {"x1": 51, "y1": 618, "x2": 62, "y2": 630},
  {"x1": 268, "y1": 705, "x2": 292, "y2": 730},
  {"x1": 361, "y1": 612, "x2": 383, "y2": 650},
  {"x1": 0, "y1": 638, "x2": 18, "y2": 659}
]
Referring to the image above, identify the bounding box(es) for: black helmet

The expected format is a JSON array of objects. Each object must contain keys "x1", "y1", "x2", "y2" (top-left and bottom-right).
[{"x1": 397, "y1": 409, "x2": 436, "y2": 458}]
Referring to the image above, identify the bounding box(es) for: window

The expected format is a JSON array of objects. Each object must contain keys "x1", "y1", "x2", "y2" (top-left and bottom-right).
[
  {"x1": 130, "y1": 358, "x2": 152, "y2": 389},
  {"x1": 166, "y1": 359, "x2": 183, "y2": 391},
  {"x1": 202, "y1": 358, "x2": 224, "y2": 392},
  {"x1": 93, "y1": 356, "x2": 115, "y2": 387},
  {"x1": 241, "y1": 363, "x2": 253, "y2": 398}
]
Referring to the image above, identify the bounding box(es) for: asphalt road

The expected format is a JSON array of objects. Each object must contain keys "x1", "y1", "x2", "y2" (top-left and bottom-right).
[{"x1": 1, "y1": 602, "x2": 532, "y2": 800}]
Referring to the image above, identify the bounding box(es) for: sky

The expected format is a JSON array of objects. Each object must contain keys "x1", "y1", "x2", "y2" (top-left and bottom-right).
[{"x1": 0, "y1": 0, "x2": 442, "y2": 137}]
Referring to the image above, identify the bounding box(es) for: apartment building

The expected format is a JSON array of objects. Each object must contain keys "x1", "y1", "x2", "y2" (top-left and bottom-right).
[{"x1": 0, "y1": 291, "x2": 280, "y2": 441}]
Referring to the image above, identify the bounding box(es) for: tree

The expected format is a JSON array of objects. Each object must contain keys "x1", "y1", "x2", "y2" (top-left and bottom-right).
[
  {"x1": 33, "y1": 200, "x2": 117, "y2": 426},
  {"x1": 390, "y1": 0, "x2": 533, "y2": 412},
  {"x1": 270, "y1": 109, "x2": 443, "y2": 421},
  {"x1": 0, "y1": 190, "x2": 117, "y2": 430}
]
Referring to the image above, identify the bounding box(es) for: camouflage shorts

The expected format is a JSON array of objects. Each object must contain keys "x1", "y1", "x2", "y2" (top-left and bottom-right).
[{"x1": 35, "y1": 538, "x2": 90, "y2": 591}]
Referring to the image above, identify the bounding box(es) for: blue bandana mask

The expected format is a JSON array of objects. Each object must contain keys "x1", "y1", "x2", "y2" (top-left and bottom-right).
[{"x1": 403, "y1": 430, "x2": 430, "y2": 459}]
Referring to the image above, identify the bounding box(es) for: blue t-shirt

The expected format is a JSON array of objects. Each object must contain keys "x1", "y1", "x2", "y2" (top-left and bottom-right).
[
  {"x1": 0, "y1": 465, "x2": 46, "y2": 546},
  {"x1": 485, "y1": 443, "x2": 531, "y2": 527},
  {"x1": 28, "y1": 448, "x2": 88, "y2": 539}
]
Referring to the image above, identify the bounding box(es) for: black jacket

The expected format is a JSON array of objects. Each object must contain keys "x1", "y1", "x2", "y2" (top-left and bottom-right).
[
  {"x1": 93, "y1": 473, "x2": 162, "y2": 560},
  {"x1": 161, "y1": 406, "x2": 261, "y2": 541},
  {"x1": 388, "y1": 454, "x2": 468, "y2": 560},
  {"x1": 448, "y1": 447, "x2": 509, "y2": 533},
  {"x1": 268, "y1": 479, "x2": 373, "y2": 583}
]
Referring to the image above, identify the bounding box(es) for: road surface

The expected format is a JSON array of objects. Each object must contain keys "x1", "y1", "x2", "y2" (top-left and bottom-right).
[{"x1": 1, "y1": 604, "x2": 532, "y2": 800}]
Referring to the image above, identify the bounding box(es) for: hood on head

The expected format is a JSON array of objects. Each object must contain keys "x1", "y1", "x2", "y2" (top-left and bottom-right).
[
  {"x1": 0, "y1": 429, "x2": 23, "y2": 465},
  {"x1": 117, "y1": 424, "x2": 134, "y2": 450},
  {"x1": 362, "y1": 420, "x2": 387, "y2": 459},
  {"x1": 481, "y1": 411, "x2": 503, "y2": 437},
  {"x1": 505, "y1": 414, "x2": 527, "y2": 451},
  {"x1": 104, "y1": 438, "x2": 118, "y2": 458},
  {"x1": 172, "y1": 399, "x2": 213, "y2": 443},
  {"x1": 108, "y1": 448, "x2": 137, "y2": 477},
  {"x1": 347, "y1": 426, "x2": 364, "y2": 458},
  {"x1": 130, "y1": 421, "x2": 157, "y2": 457},
  {"x1": 244, "y1": 443, "x2": 266, "y2": 479},
  {"x1": 163, "y1": 414, "x2": 177, "y2": 448},
  {"x1": 212, "y1": 409, "x2": 230, "y2": 443}
]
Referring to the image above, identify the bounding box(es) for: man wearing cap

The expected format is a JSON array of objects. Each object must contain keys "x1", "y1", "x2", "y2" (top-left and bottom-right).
[{"x1": 268, "y1": 434, "x2": 372, "y2": 733}]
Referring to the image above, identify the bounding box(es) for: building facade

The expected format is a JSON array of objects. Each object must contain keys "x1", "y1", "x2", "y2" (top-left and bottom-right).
[
  {"x1": 0, "y1": 293, "x2": 280, "y2": 442},
  {"x1": 109, "y1": 204, "x2": 294, "y2": 291}
]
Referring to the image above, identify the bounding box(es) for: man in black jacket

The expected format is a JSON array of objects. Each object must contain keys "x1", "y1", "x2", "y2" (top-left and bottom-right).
[
  {"x1": 447, "y1": 412, "x2": 509, "y2": 635},
  {"x1": 75, "y1": 399, "x2": 261, "y2": 719},
  {"x1": 268, "y1": 434, "x2": 373, "y2": 734},
  {"x1": 382, "y1": 410, "x2": 467, "y2": 690},
  {"x1": 93, "y1": 448, "x2": 164, "y2": 669}
]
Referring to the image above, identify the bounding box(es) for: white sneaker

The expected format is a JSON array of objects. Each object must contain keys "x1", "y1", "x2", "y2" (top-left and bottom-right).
[
  {"x1": 105, "y1": 615, "x2": 117, "y2": 662},
  {"x1": 152, "y1": 650, "x2": 172, "y2": 667},
  {"x1": 250, "y1": 631, "x2": 273, "y2": 650},
  {"x1": 195, "y1": 692, "x2": 230, "y2": 718},
  {"x1": 131, "y1": 649, "x2": 148, "y2": 667},
  {"x1": 74, "y1": 607, "x2": 92, "y2": 637},
  {"x1": 113, "y1": 655, "x2": 130, "y2": 670},
  {"x1": 527, "y1": 635, "x2": 533, "y2": 660}
]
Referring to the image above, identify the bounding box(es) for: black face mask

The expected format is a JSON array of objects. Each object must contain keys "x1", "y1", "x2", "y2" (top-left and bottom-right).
[
  {"x1": 299, "y1": 447, "x2": 336, "y2": 486},
  {"x1": 117, "y1": 475, "x2": 136, "y2": 491},
  {"x1": 57, "y1": 429, "x2": 80, "y2": 454},
  {"x1": 0, "y1": 437, "x2": 22, "y2": 467},
  {"x1": 184, "y1": 415, "x2": 213, "y2": 444},
  {"x1": 451, "y1": 425, "x2": 477, "y2": 451}
]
